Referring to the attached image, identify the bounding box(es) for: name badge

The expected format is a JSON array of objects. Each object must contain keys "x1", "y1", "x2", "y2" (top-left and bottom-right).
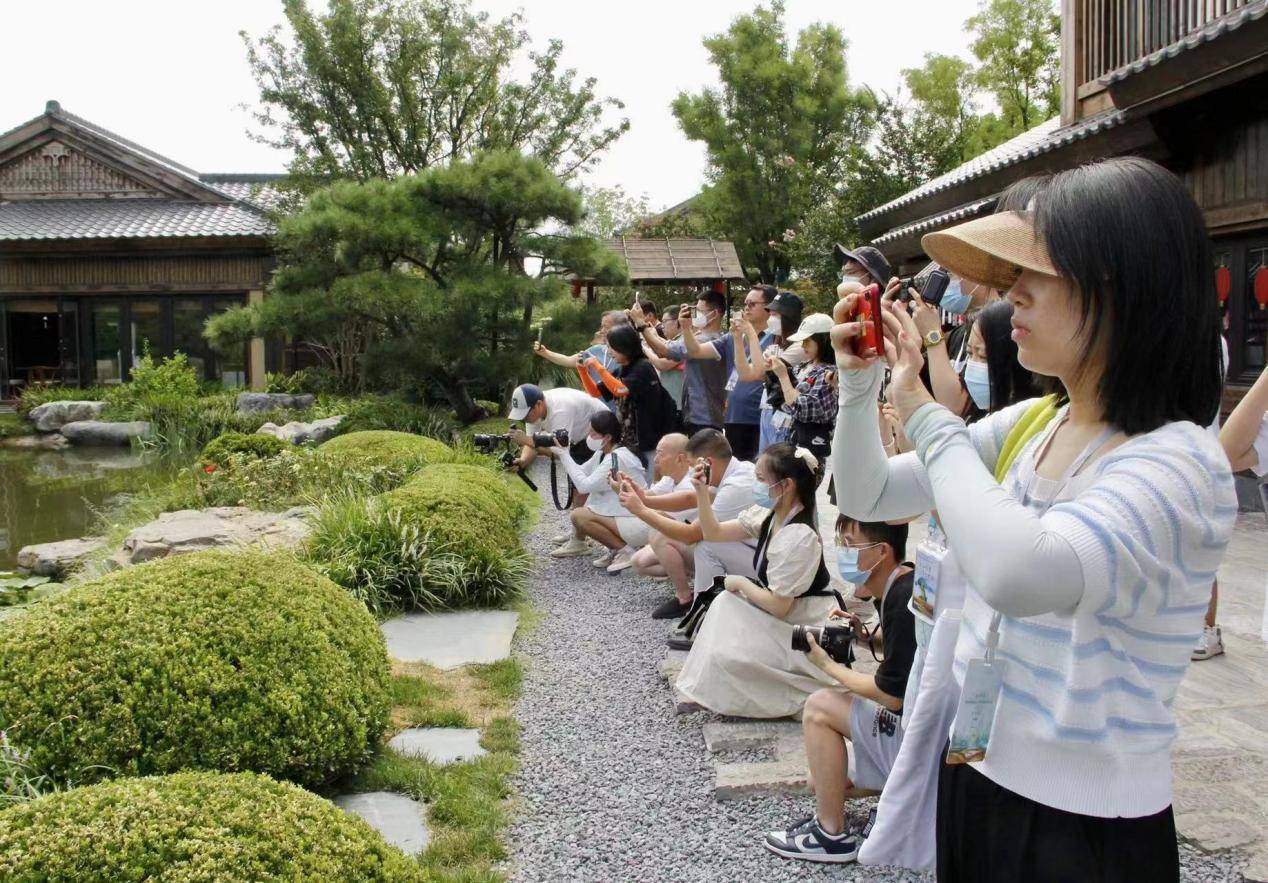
[
  {"x1": 770, "y1": 410, "x2": 793, "y2": 429},
  {"x1": 725, "y1": 368, "x2": 738, "y2": 393},
  {"x1": 912, "y1": 540, "x2": 945, "y2": 625},
  {"x1": 946, "y1": 657, "x2": 1007, "y2": 765}
]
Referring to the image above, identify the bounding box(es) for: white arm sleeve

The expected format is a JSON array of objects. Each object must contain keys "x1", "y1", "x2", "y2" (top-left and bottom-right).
[{"x1": 558, "y1": 448, "x2": 608, "y2": 494}]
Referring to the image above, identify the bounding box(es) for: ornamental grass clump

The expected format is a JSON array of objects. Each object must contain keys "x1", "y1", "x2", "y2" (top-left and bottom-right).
[
  {"x1": 0, "y1": 550, "x2": 390, "y2": 789},
  {"x1": 317, "y1": 429, "x2": 453, "y2": 475},
  {"x1": 0, "y1": 771, "x2": 425, "y2": 882}
]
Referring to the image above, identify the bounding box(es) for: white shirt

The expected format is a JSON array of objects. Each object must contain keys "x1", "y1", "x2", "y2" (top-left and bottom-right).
[
  {"x1": 1253, "y1": 414, "x2": 1268, "y2": 478},
  {"x1": 527, "y1": 387, "x2": 609, "y2": 445},
  {"x1": 558, "y1": 446, "x2": 647, "y2": 517},
  {"x1": 645, "y1": 473, "x2": 699, "y2": 523},
  {"x1": 712, "y1": 457, "x2": 757, "y2": 522}
]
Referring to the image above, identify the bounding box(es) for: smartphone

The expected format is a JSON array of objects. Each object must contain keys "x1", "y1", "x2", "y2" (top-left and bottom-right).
[
  {"x1": 609, "y1": 452, "x2": 619, "y2": 478},
  {"x1": 921, "y1": 268, "x2": 951, "y2": 308},
  {"x1": 702, "y1": 460, "x2": 712, "y2": 484},
  {"x1": 536, "y1": 325, "x2": 545, "y2": 344},
  {"x1": 852, "y1": 283, "x2": 882, "y2": 357},
  {"x1": 896, "y1": 277, "x2": 914, "y2": 304}
]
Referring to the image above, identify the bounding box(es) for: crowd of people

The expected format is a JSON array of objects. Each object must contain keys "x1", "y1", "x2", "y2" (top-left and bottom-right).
[{"x1": 505, "y1": 156, "x2": 1268, "y2": 880}]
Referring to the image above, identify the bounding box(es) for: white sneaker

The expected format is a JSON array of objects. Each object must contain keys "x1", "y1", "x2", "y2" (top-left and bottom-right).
[
  {"x1": 606, "y1": 546, "x2": 637, "y2": 574},
  {"x1": 591, "y1": 550, "x2": 614, "y2": 568},
  {"x1": 550, "y1": 538, "x2": 591, "y2": 558},
  {"x1": 1191, "y1": 625, "x2": 1225, "y2": 661},
  {"x1": 550, "y1": 531, "x2": 573, "y2": 545}
]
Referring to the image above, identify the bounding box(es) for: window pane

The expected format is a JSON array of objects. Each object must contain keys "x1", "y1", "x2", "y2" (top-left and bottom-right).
[
  {"x1": 130, "y1": 300, "x2": 164, "y2": 363},
  {"x1": 173, "y1": 299, "x2": 208, "y2": 381},
  {"x1": 207, "y1": 298, "x2": 247, "y2": 389},
  {"x1": 89, "y1": 304, "x2": 123, "y2": 385}
]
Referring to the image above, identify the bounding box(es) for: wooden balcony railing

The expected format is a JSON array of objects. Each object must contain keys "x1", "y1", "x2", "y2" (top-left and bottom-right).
[{"x1": 1079, "y1": 0, "x2": 1256, "y2": 86}]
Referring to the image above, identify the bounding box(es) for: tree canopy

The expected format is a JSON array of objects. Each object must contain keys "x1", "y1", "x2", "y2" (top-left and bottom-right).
[
  {"x1": 242, "y1": 0, "x2": 629, "y2": 190},
  {"x1": 206, "y1": 151, "x2": 625, "y2": 420}
]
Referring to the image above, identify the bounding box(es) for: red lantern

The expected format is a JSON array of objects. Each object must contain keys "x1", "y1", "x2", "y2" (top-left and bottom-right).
[
  {"x1": 1254, "y1": 266, "x2": 1268, "y2": 310},
  {"x1": 570, "y1": 280, "x2": 582, "y2": 299},
  {"x1": 1215, "y1": 265, "x2": 1231, "y2": 304},
  {"x1": 711, "y1": 280, "x2": 727, "y2": 295}
]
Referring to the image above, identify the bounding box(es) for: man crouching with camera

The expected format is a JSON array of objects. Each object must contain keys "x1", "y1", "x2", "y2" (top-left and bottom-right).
[{"x1": 764, "y1": 515, "x2": 915, "y2": 865}]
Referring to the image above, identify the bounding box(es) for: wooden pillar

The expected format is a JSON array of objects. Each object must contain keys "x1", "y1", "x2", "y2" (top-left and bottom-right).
[
  {"x1": 1061, "y1": 0, "x2": 1083, "y2": 126},
  {"x1": 248, "y1": 289, "x2": 266, "y2": 391}
]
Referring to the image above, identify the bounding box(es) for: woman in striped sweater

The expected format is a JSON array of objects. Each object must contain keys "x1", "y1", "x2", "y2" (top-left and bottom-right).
[{"x1": 829, "y1": 157, "x2": 1236, "y2": 882}]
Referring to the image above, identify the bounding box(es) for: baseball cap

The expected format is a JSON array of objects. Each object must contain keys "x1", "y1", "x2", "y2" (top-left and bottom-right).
[
  {"x1": 769, "y1": 291, "x2": 804, "y2": 317},
  {"x1": 508, "y1": 384, "x2": 544, "y2": 421},
  {"x1": 833, "y1": 243, "x2": 893, "y2": 286},
  {"x1": 921, "y1": 211, "x2": 1057, "y2": 293},
  {"x1": 787, "y1": 313, "x2": 833, "y2": 342}
]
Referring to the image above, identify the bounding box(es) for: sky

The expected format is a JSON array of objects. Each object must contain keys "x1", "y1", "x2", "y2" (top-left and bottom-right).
[{"x1": 0, "y1": 0, "x2": 985, "y2": 212}]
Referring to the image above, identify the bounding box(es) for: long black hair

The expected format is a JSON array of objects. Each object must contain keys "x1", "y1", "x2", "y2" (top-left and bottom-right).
[
  {"x1": 606, "y1": 324, "x2": 645, "y2": 366},
  {"x1": 976, "y1": 300, "x2": 1038, "y2": 412},
  {"x1": 760, "y1": 442, "x2": 818, "y2": 519},
  {"x1": 805, "y1": 331, "x2": 835, "y2": 365},
  {"x1": 1033, "y1": 157, "x2": 1222, "y2": 433}
]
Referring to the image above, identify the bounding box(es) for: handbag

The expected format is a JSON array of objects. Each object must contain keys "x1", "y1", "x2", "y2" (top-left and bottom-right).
[{"x1": 673, "y1": 582, "x2": 723, "y2": 640}]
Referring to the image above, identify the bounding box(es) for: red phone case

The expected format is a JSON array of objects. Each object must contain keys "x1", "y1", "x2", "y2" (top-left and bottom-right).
[{"x1": 852, "y1": 284, "x2": 882, "y2": 356}]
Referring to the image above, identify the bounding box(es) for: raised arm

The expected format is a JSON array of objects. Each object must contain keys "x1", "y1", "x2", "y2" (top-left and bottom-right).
[
  {"x1": 556, "y1": 446, "x2": 609, "y2": 494},
  {"x1": 532, "y1": 342, "x2": 581, "y2": 369},
  {"x1": 1220, "y1": 365, "x2": 1268, "y2": 473},
  {"x1": 910, "y1": 291, "x2": 968, "y2": 413},
  {"x1": 691, "y1": 463, "x2": 749, "y2": 542},
  {"x1": 680, "y1": 308, "x2": 716, "y2": 360},
  {"x1": 733, "y1": 317, "x2": 764, "y2": 381}
]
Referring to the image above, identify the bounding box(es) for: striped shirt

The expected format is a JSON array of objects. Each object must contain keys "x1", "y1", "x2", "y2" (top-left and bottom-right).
[{"x1": 833, "y1": 366, "x2": 1237, "y2": 818}]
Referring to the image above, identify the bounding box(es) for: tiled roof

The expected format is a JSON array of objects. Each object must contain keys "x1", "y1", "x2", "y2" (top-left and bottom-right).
[
  {"x1": 199, "y1": 176, "x2": 290, "y2": 212},
  {"x1": 604, "y1": 238, "x2": 745, "y2": 281},
  {"x1": 870, "y1": 198, "x2": 997, "y2": 249},
  {"x1": 0, "y1": 199, "x2": 272, "y2": 241},
  {"x1": 856, "y1": 110, "x2": 1126, "y2": 225},
  {"x1": 1100, "y1": 0, "x2": 1268, "y2": 86}
]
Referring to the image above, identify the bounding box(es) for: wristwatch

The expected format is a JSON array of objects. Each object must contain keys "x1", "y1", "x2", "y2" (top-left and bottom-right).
[{"x1": 922, "y1": 329, "x2": 945, "y2": 350}]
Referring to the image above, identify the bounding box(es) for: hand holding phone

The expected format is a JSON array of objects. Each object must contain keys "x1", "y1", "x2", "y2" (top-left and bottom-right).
[
  {"x1": 851, "y1": 284, "x2": 882, "y2": 358},
  {"x1": 609, "y1": 451, "x2": 619, "y2": 478}
]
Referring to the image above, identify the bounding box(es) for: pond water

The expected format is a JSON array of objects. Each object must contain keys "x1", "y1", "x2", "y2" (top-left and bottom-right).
[{"x1": 0, "y1": 446, "x2": 182, "y2": 571}]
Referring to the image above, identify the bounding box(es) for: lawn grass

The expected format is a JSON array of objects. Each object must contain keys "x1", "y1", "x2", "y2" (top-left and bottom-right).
[
  {"x1": 346, "y1": 655, "x2": 526, "y2": 881},
  {"x1": 0, "y1": 412, "x2": 31, "y2": 440}
]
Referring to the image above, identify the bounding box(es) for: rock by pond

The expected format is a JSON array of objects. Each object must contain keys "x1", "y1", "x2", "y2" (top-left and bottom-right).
[
  {"x1": 114, "y1": 506, "x2": 313, "y2": 568},
  {"x1": 257, "y1": 415, "x2": 344, "y2": 445},
  {"x1": 1, "y1": 433, "x2": 69, "y2": 451},
  {"x1": 16, "y1": 537, "x2": 106, "y2": 578},
  {"x1": 59, "y1": 420, "x2": 150, "y2": 446},
  {"x1": 236, "y1": 392, "x2": 315, "y2": 414},
  {"x1": 27, "y1": 400, "x2": 106, "y2": 432}
]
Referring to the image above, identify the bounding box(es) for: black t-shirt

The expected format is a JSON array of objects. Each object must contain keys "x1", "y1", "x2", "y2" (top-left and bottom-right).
[
  {"x1": 871, "y1": 569, "x2": 917, "y2": 706},
  {"x1": 616, "y1": 359, "x2": 675, "y2": 452}
]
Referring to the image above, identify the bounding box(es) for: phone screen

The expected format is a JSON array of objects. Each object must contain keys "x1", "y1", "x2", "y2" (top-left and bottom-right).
[{"x1": 609, "y1": 452, "x2": 618, "y2": 476}]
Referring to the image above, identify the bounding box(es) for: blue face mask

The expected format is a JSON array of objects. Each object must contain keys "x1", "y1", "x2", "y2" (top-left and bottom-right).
[
  {"x1": 836, "y1": 546, "x2": 876, "y2": 586},
  {"x1": 939, "y1": 280, "x2": 971, "y2": 316},
  {"x1": 963, "y1": 359, "x2": 992, "y2": 410},
  {"x1": 752, "y1": 481, "x2": 778, "y2": 509}
]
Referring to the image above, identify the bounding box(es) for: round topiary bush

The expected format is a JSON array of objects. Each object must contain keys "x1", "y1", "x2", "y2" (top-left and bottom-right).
[
  {"x1": 408, "y1": 463, "x2": 534, "y2": 530},
  {"x1": 317, "y1": 429, "x2": 452, "y2": 476},
  {"x1": 198, "y1": 430, "x2": 287, "y2": 468},
  {"x1": 381, "y1": 468, "x2": 519, "y2": 556},
  {"x1": 0, "y1": 771, "x2": 425, "y2": 882},
  {"x1": 0, "y1": 550, "x2": 390, "y2": 788}
]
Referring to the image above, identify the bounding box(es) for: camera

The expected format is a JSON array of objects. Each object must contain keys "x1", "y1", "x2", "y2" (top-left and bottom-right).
[
  {"x1": 791, "y1": 622, "x2": 857, "y2": 665},
  {"x1": 470, "y1": 432, "x2": 539, "y2": 491}
]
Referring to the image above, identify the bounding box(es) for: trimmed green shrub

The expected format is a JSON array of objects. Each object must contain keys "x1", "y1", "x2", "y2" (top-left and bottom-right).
[
  {"x1": 0, "y1": 550, "x2": 390, "y2": 788},
  {"x1": 407, "y1": 463, "x2": 535, "y2": 531},
  {"x1": 198, "y1": 430, "x2": 287, "y2": 468},
  {"x1": 321, "y1": 395, "x2": 459, "y2": 439},
  {"x1": 0, "y1": 771, "x2": 425, "y2": 882},
  {"x1": 318, "y1": 429, "x2": 453, "y2": 474}
]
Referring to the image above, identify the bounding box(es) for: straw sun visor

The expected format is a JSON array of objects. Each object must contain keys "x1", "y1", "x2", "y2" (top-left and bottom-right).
[{"x1": 921, "y1": 211, "x2": 1058, "y2": 293}]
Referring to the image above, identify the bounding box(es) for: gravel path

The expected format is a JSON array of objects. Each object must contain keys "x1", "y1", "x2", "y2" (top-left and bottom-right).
[{"x1": 507, "y1": 491, "x2": 1250, "y2": 883}]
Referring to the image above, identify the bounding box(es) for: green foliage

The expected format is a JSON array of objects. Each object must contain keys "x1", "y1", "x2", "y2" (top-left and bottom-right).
[
  {"x1": 0, "y1": 771, "x2": 426, "y2": 881},
  {"x1": 0, "y1": 413, "x2": 30, "y2": 440},
  {"x1": 15, "y1": 385, "x2": 106, "y2": 417},
  {"x1": 198, "y1": 431, "x2": 286, "y2": 469},
  {"x1": 1, "y1": 731, "x2": 59, "y2": 807},
  {"x1": 390, "y1": 674, "x2": 473, "y2": 729},
  {"x1": 575, "y1": 184, "x2": 651, "y2": 239},
  {"x1": 0, "y1": 573, "x2": 55, "y2": 610},
  {"x1": 672, "y1": 1, "x2": 875, "y2": 283},
  {"x1": 322, "y1": 395, "x2": 460, "y2": 439},
  {"x1": 318, "y1": 430, "x2": 452, "y2": 475},
  {"x1": 0, "y1": 550, "x2": 390, "y2": 788},
  {"x1": 209, "y1": 151, "x2": 626, "y2": 419},
  {"x1": 105, "y1": 351, "x2": 201, "y2": 415},
  {"x1": 966, "y1": 0, "x2": 1060, "y2": 141},
  {"x1": 242, "y1": 0, "x2": 627, "y2": 189},
  {"x1": 266, "y1": 366, "x2": 344, "y2": 395}
]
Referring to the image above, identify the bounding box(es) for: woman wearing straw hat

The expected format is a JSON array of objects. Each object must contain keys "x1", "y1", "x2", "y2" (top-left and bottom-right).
[{"x1": 828, "y1": 157, "x2": 1234, "y2": 882}]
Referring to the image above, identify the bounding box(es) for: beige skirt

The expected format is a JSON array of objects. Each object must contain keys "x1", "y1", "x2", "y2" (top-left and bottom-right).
[{"x1": 676, "y1": 590, "x2": 840, "y2": 719}]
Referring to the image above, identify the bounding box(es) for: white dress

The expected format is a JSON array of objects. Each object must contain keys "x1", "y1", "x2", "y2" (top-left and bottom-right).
[{"x1": 676, "y1": 506, "x2": 840, "y2": 718}]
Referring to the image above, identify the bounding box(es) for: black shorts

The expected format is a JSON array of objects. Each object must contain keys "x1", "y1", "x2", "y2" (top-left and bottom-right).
[
  {"x1": 936, "y1": 760, "x2": 1179, "y2": 883},
  {"x1": 568, "y1": 439, "x2": 592, "y2": 464}
]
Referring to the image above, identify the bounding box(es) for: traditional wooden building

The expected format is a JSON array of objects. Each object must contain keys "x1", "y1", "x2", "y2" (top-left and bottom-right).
[
  {"x1": 859, "y1": 0, "x2": 1268, "y2": 403},
  {"x1": 0, "y1": 101, "x2": 282, "y2": 396}
]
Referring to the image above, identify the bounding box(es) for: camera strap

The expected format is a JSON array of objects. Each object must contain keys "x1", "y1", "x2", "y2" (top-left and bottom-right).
[{"x1": 549, "y1": 457, "x2": 574, "y2": 511}]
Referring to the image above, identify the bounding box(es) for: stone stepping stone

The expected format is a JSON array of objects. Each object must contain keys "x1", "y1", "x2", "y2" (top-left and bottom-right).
[
  {"x1": 389, "y1": 727, "x2": 486, "y2": 765},
  {"x1": 714, "y1": 758, "x2": 812, "y2": 801},
  {"x1": 702, "y1": 719, "x2": 801, "y2": 753},
  {"x1": 333, "y1": 791, "x2": 429, "y2": 855},
  {"x1": 380, "y1": 610, "x2": 518, "y2": 669}
]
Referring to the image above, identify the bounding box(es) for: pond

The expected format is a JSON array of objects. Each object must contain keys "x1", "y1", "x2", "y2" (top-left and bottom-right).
[{"x1": 0, "y1": 446, "x2": 182, "y2": 571}]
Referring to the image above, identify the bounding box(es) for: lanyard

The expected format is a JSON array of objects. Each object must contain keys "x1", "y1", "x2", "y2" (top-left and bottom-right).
[{"x1": 983, "y1": 416, "x2": 1118, "y2": 661}]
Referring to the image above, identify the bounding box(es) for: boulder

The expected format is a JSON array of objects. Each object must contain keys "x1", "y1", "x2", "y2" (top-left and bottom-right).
[
  {"x1": 59, "y1": 421, "x2": 150, "y2": 446},
  {"x1": 27, "y1": 400, "x2": 106, "y2": 432},
  {"x1": 257, "y1": 415, "x2": 344, "y2": 445},
  {"x1": 116, "y1": 506, "x2": 312, "y2": 567},
  {"x1": 236, "y1": 392, "x2": 315, "y2": 414},
  {"x1": 1, "y1": 432, "x2": 69, "y2": 450},
  {"x1": 16, "y1": 536, "x2": 107, "y2": 578}
]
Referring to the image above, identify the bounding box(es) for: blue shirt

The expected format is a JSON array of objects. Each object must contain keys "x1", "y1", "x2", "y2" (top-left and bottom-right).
[{"x1": 713, "y1": 332, "x2": 774, "y2": 425}]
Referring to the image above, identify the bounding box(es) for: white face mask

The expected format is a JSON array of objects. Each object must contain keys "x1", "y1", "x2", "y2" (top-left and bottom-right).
[
  {"x1": 692, "y1": 310, "x2": 714, "y2": 329},
  {"x1": 766, "y1": 315, "x2": 782, "y2": 336},
  {"x1": 585, "y1": 435, "x2": 605, "y2": 452}
]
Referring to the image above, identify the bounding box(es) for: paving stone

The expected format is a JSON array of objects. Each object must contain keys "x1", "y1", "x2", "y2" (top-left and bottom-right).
[
  {"x1": 658, "y1": 651, "x2": 687, "y2": 682},
  {"x1": 380, "y1": 609, "x2": 518, "y2": 669},
  {"x1": 714, "y1": 759, "x2": 811, "y2": 801},
  {"x1": 389, "y1": 727, "x2": 486, "y2": 765},
  {"x1": 1176, "y1": 810, "x2": 1262, "y2": 851},
  {"x1": 333, "y1": 791, "x2": 429, "y2": 855},
  {"x1": 672, "y1": 686, "x2": 702, "y2": 715},
  {"x1": 702, "y1": 720, "x2": 801, "y2": 753}
]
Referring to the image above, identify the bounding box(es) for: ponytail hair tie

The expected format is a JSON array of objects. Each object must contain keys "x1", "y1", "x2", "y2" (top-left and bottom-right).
[{"x1": 793, "y1": 446, "x2": 819, "y2": 471}]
